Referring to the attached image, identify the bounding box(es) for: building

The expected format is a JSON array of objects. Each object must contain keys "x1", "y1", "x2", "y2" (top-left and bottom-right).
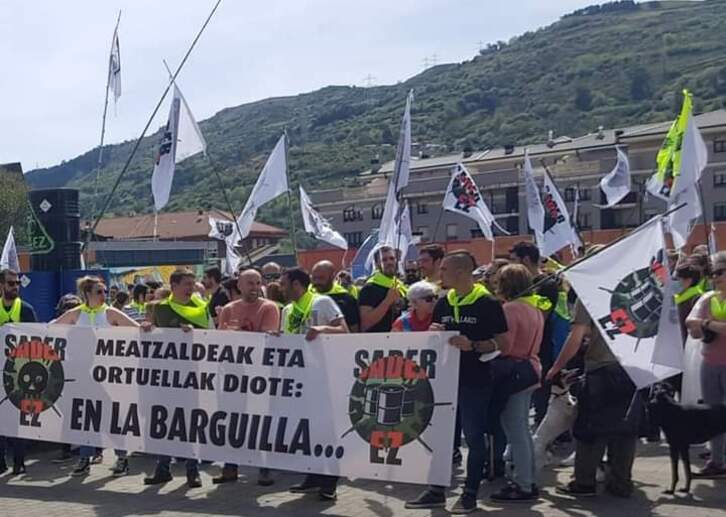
[
  {"x1": 83, "y1": 209, "x2": 287, "y2": 268},
  {"x1": 307, "y1": 110, "x2": 726, "y2": 262}
]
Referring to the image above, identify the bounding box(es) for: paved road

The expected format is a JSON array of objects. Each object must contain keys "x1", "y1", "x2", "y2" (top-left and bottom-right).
[{"x1": 1, "y1": 443, "x2": 726, "y2": 516}]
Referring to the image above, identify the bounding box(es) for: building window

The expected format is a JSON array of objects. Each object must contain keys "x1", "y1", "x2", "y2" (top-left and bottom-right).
[
  {"x1": 470, "y1": 228, "x2": 483, "y2": 238},
  {"x1": 714, "y1": 139, "x2": 726, "y2": 153},
  {"x1": 371, "y1": 204, "x2": 384, "y2": 220},
  {"x1": 417, "y1": 226, "x2": 430, "y2": 242},
  {"x1": 564, "y1": 187, "x2": 576, "y2": 202},
  {"x1": 714, "y1": 172, "x2": 726, "y2": 188},
  {"x1": 577, "y1": 212, "x2": 592, "y2": 230},
  {"x1": 715, "y1": 203, "x2": 726, "y2": 222},
  {"x1": 505, "y1": 216, "x2": 519, "y2": 234},
  {"x1": 416, "y1": 202, "x2": 428, "y2": 214},
  {"x1": 446, "y1": 224, "x2": 458, "y2": 241},
  {"x1": 343, "y1": 206, "x2": 362, "y2": 222},
  {"x1": 578, "y1": 187, "x2": 592, "y2": 201},
  {"x1": 344, "y1": 232, "x2": 364, "y2": 246}
]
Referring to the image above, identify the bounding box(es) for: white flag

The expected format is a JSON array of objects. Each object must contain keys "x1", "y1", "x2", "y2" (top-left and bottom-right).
[
  {"x1": 564, "y1": 219, "x2": 681, "y2": 388},
  {"x1": 299, "y1": 186, "x2": 348, "y2": 250},
  {"x1": 443, "y1": 164, "x2": 507, "y2": 241},
  {"x1": 151, "y1": 84, "x2": 206, "y2": 211},
  {"x1": 108, "y1": 22, "x2": 122, "y2": 105},
  {"x1": 599, "y1": 146, "x2": 631, "y2": 208},
  {"x1": 0, "y1": 227, "x2": 20, "y2": 272},
  {"x1": 208, "y1": 217, "x2": 241, "y2": 276},
  {"x1": 236, "y1": 134, "x2": 289, "y2": 240},
  {"x1": 377, "y1": 90, "x2": 414, "y2": 251},
  {"x1": 522, "y1": 151, "x2": 545, "y2": 245},
  {"x1": 709, "y1": 223, "x2": 718, "y2": 252},
  {"x1": 541, "y1": 170, "x2": 581, "y2": 257},
  {"x1": 668, "y1": 114, "x2": 708, "y2": 249}
]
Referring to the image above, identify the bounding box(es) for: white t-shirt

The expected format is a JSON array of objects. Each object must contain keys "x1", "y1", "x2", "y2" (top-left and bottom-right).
[{"x1": 281, "y1": 295, "x2": 344, "y2": 334}]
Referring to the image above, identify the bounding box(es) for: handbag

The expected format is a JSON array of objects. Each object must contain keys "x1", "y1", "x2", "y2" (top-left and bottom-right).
[{"x1": 490, "y1": 329, "x2": 539, "y2": 397}]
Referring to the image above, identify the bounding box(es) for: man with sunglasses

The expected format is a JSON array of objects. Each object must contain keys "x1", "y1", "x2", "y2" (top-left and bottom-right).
[
  {"x1": 261, "y1": 262, "x2": 283, "y2": 286},
  {"x1": 0, "y1": 269, "x2": 38, "y2": 476}
]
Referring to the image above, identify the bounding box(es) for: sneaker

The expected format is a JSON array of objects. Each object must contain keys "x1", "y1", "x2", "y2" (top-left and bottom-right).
[
  {"x1": 257, "y1": 468, "x2": 274, "y2": 487},
  {"x1": 90, "y1": 453, "x2": 103, "y2": 465},
  {"x1": 186, "y1": 470, "x2": 202, "y2": 488},
  {"x1": 490, "y1": 483, "x2": 538, "y2": 503},
  {"x1": 52, "y1": 449, "x2": 75, "y2": 464},
  {"x1": 11, "y1": 463, "x2": 26, "y2": 476},
  {"x1": 404, "y1": 490, "x2": 446, "y2": 509},
  {"x1": 452, "y1": 448, "x2": 463, "y2": 465},
  {"x1": 290, "y1": 478, "x2": 321, "y2": 494},
  {"x1": 110, "y1": 458, "x2": 129, "y2": 477},
  {"x1": 450, "y1": 494, "x2": 477, "y2": 514},
  {"x1": 71, "y1": 458, "x2": 91, "y2": 477},
  {"x1": 212, "y1": 466, "x2": 238, "y2": 484},
  {"x1": 319, "y1": 487, "x2": 337, "y2": 501},
  {"x1": 0, "y1": 462, "x2": 7, "y2": 475},
  {"x1": 555, "y1": 481, "x2": 596, "y2": 497},
  {"x1": 144, "y1": 469, "x2": 173, "y2": 485},
  {"x1": 692, "y1": 463, "x2": 726, "y2": 478}
]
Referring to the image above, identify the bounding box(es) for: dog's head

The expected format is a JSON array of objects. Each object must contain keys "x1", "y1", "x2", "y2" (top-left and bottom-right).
[
  {"x1": 646, "y1": 383, "x2": 677, "y2": 426},
  {"x1": 550, "y1": 369, "x2": 582, "y2": 395}
]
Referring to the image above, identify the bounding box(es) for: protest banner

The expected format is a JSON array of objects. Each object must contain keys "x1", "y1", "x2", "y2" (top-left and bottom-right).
[{"x1": 0, "y1": 324, "x2": 459, "y2": 486}]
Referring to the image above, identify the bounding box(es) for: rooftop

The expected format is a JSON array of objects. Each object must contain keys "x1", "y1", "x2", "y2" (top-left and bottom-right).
[{"x1": 88, "y1": 210, "x2": 287, "y2": 241}]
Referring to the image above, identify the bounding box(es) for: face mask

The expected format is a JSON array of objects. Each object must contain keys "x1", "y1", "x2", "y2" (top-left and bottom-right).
[{"x1": 672, "y1": 278, "x2": 684, "y2": 293}]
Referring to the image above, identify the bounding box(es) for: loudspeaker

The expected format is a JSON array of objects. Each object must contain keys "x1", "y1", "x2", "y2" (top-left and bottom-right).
[{"x1": 28, "y1": 188, "x2": 81, "y2": 243}]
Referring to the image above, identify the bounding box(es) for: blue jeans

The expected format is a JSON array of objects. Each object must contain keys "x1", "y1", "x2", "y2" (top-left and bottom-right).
[
  {"x1": 79, "y1": 446, "x2": 126, "y2": 459},
  {"x1": 156, "y1": 456, "x2": 198, "y2": 473},
  {"x1": 500, "y1": 389, "x2": 536, "y2": 489}
]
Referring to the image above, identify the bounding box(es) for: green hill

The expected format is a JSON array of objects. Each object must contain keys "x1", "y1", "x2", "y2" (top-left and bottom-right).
[{"x1": 23, "y1": 0, "x2": 726, "y2": 248}]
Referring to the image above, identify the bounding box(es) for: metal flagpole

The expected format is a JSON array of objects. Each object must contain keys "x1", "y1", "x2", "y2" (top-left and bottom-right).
[
  {"x1": 84, "y1": 0, "x2": 224, "y2": 252},
  {"x1": 153, "y1": 210, "x2": 159, "y2": 242},
  {"x1": 518, "y1": 202, "x2": 688, "y2": 299},
  {"x1": 91, "y1": 10, "x2": 121, "y2": 222},
  {"x1": 283, "y1": 130, "x2": 299, "y2": 260}
]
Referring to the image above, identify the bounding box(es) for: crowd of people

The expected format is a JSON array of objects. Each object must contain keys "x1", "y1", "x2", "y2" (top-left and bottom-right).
[{"x1": 0, "y1": 240, "x2": 724, "y2": 514}]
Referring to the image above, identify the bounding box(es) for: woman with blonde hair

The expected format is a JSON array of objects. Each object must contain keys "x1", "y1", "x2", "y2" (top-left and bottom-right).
[
  {"x1": 53, "y1": 276, "x2": 138, "y2": 477},
  {"x1": 490, "y1": 264, "x2": 545, "y2": 502}
]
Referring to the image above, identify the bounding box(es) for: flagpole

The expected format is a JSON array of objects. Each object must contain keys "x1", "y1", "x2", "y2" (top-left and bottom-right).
[
  {"x1": 519, "y1": 202, "x2": 688, "y2": 299},
  {"x1": 84, "y1": 0, "x2": 224, "y2": 253},
  {"x1": 153, "y1": 210, "x2": 159, "y2": 242},
  {"x1": 695, "y1": 179, "x2": 715, "y2": 254},
  {"x1": 491, "y1": 237, "x2": 496, "y2": 263},
  {"x1": 91, "y1": 9, "x2": 121, "y2": 230},
  {"x1": 283, "y1": 130, "x2": 299, "y2": 260}
]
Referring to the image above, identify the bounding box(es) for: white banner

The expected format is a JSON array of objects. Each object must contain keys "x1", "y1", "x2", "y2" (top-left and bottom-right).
[
  {"x1": 0, "y1": 324, "x2": 459, "y2": 486},
  {"x1": 563, "y1": 221, "x2": 681, "y2": 388}
]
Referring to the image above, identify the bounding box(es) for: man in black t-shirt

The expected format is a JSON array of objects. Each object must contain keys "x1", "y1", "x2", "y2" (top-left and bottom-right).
[
  {"x1": 0, "y1": 268, "x2": 38, "y2": 476},
  {"x1": 311, "y1": 260, "x2": 360, "y2": 331},
  {"x1": 203, "y1": 266, "x2": 230, "y2": 325},
  {"x1": 405, "y1": 252, "x2": 508, "y2": 514},
  {"x1": 359, "y1": 246, "x2": 406, "y2": 332}
]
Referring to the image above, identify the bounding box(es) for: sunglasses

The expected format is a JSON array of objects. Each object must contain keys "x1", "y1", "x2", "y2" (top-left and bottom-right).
[
  {"x1": 3, "y1": 280, "x2": 20, "y2": 287},
  {"x1": 262, "y1": 273, "x2": 281, "y2": 280},
  {"x1": 405, "y1": 270, "x2": 419, "y2": 275},
  {"x1": 93, "y1": 288, "x2": 108, "y2": 295},
  {"x1": 712, "y1": 269, "x2": 726, "y2": 279}
]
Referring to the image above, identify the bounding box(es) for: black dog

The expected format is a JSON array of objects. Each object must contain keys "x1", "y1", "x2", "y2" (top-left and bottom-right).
[{"x1": 648, "y1": 384, "x2": 726, "y2": 494}]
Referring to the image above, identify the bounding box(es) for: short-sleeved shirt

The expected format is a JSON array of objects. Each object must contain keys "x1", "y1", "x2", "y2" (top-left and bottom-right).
[
  {"x1": 572, "y1": 299, "x2": 618, "y2": 372},
  {"x1": 689, "y1": 292, "x2": 726, "y2": 365},
  {"x1": 209, "y1": 287, "x2": 230, "y2": 320},
  {"x1": 433, "y1": 293, "x2": 508, "y2": 388},
  {"x1": 327, "y1": 292, "x2": 360, "y2": 330},
  {"x1": 218, "y1": 299, "x2": 279, "y2": 332},
  {"x1": 359, "y1": 283, "x2": 399, "y2": 333},
  {"x1": 281, "y1": 295, "x2": 344, "y2": 335}
]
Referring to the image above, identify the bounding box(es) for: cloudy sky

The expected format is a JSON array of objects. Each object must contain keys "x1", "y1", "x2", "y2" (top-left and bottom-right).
[{"x1": 1, "y1": 0, "x2": 603, "y2": 170}]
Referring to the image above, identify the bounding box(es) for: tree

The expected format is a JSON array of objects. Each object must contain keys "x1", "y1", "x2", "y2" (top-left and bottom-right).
[
  {"x1": 575, "y1": 86, "x2": 593, "y2": 111},
  {"x1": 630, "y1": 67, "x2": 653, "y2": 100}
]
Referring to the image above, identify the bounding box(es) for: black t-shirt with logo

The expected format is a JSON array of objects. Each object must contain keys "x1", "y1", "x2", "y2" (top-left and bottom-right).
[
  {"x1": 359, "y1": 283, "x2": 397, "y2": 333},
  {"x1": 328, "y1": 292, "x2": 360, "y2": 330},
  {"x1": 433, "y1": 294, "x2": 508, "y2": 388}
]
